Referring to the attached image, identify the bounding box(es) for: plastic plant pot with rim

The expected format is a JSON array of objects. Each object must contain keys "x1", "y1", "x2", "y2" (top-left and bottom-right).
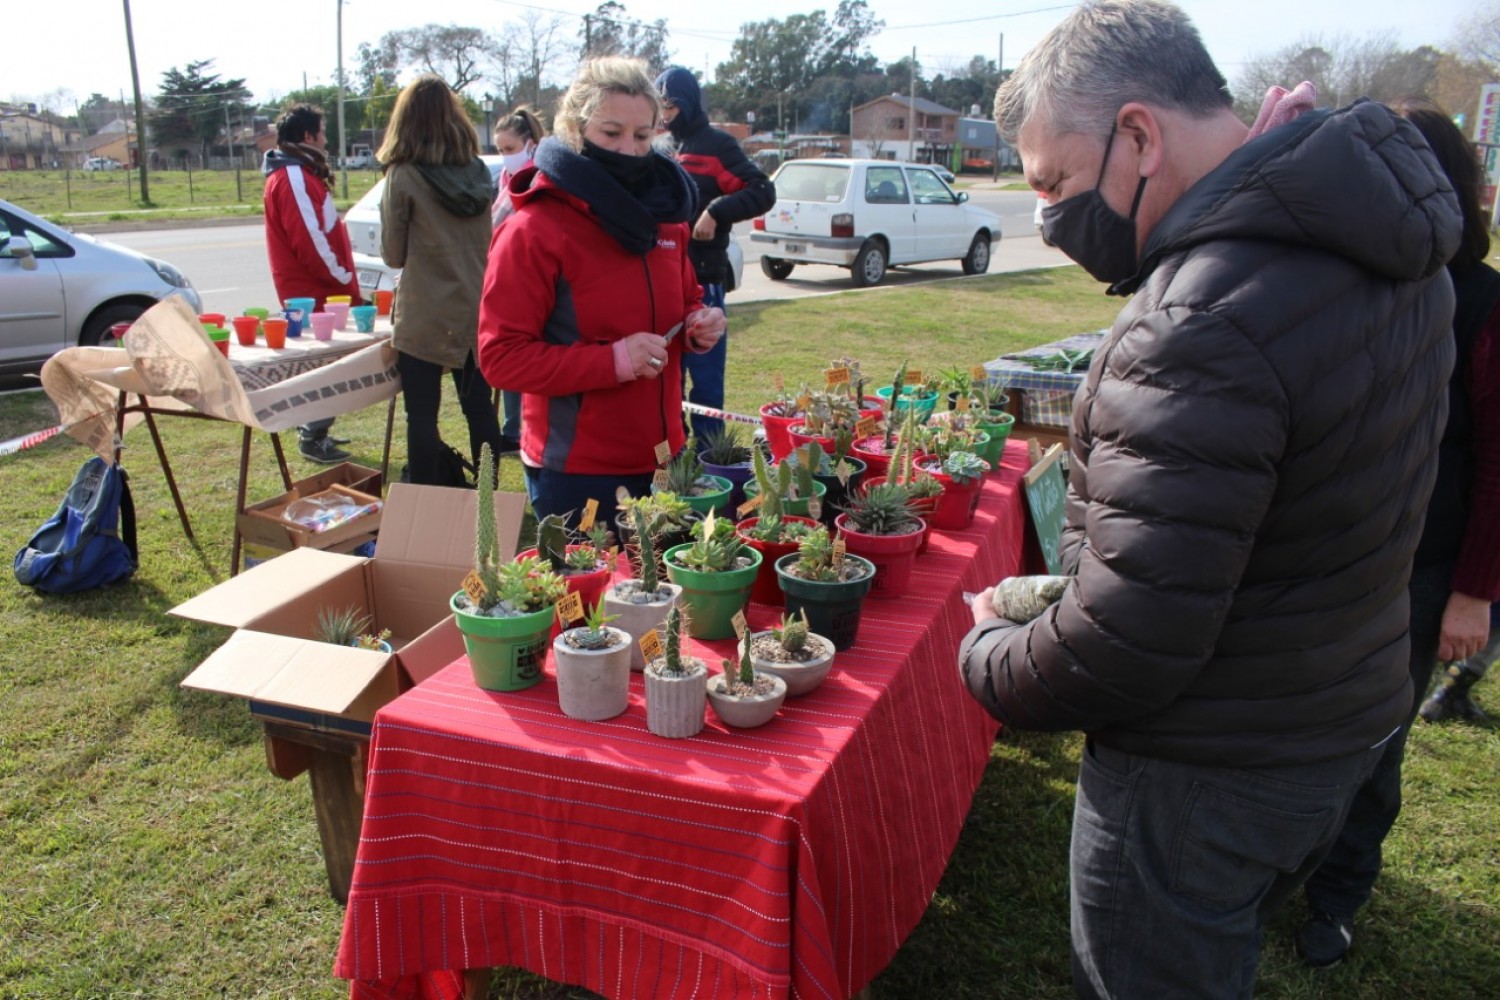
[
  {"x1": 774, "y1": 551, "x2": 876, "y2": 651},
  {"x1": 849, "y1": 435, "x2": 894, "y2": 479},
  {"x1": 450, "y1": 592, "x2": 553, "y2": 692},
  {"x1": 736, "y1": 514, "x2": 820, "y2": 606},
  {"x1": 975, "y1": 414, "x2": 1015, "y2": 468},
  {"x1": 875, "y1": 385, "x2": 939, "y2": 419},
  {"x1": 832, "y1": 512, "x2": 924, "y2": 600},
  {"x1": 741, "y1": 477, "x2": 828, "y2": 519},
  {"x1": 697, "y1": 453, "x2": 755, "y2": 508},
  {"x1": 654, "y1": 475, "x2": 732, "y2": 518},
  {"x1": 517, "y1": 545, "x2": 613, "y2": 641},
  {"x1": 663, "y1": 542, "x2": 762, "y2": 640},
  {"x1": 785, "y1": 424, "x2": 836, "y2": 458},
  {"x1": 798, "y1": 454, "x2": 866, "y2": 528},
  {"x1": 858, "y1": 476, "x2": 937, "y2": 553},
  {"x1": 913, "y1": 454, "x2": 989, "y2": 531},
  {"x1": 552, "y1": 625, "x2": 632, "y2": 721}
]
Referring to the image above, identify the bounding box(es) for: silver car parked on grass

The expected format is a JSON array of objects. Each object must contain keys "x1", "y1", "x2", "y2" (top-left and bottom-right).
[{"x1": 0, "y1": 198, "x2": 201, "y2": 377}]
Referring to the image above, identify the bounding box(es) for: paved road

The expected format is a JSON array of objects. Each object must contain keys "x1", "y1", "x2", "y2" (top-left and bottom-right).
[{"x1": 106, "y1": 187, "x2": 1064, "y2": 318}]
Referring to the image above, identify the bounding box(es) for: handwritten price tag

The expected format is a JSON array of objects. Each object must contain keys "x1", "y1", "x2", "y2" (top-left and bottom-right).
[
  {"x1": 731, "y1": 609, "x2": 749, "y2": 638},
  {"x1": 461, "y1": 569, "x2": 487, "y2": 605},
  {"x1": 796, "y1": 445, "x2": 811, "y2": 467},
  {"x1": 654, "y1": 440, "x2": 673, "y2": 465},
  {"x1": 833, "y1": 536, "x2": 847, "y2": 565},
  {"x1": 971, "y1": 364, "x2": 988, "y2": 382},
  {"x1": 855, "y1": 415, "x2": 877, "y2": 438},
  {"x1": 905, "y1": 368, "x2": 924, "y2": 386},
  {"x1": 807, "y1": 496, "x2": 822, "y2": 521},
  {"x1": 639, "y1": 628, "x2": 663, "y2": 663},
  {"x1": 736, "y1": 493, "x2": 765, "y2": 518},
  {"x1": 555, "y1": 591, "x2": 584, "y2": 626},
  {"x1": 579, "y1": 498, "x2": 598, "y2": 532},
  {"x1": 835, "y1": 459, "x2": 853, "y2": 486},
  {"x1": 652, "y1": 469, "x2": 671, "y2": 491},
  {"x1": 824, "y1": 366, "x2": 851, "y2": 388},
  {"x1": 956, "y1": 394, "x2": 971, "y2": 411},
  {"x1": 797, "y1": 393, "x2": 812, "y2": 412}
]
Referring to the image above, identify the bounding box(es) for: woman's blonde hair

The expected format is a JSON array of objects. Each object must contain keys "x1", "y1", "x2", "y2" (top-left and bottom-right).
[
  {"x1": 377, "y1": 74, "x2": 480, "y2": 167},
  {"x1": 553, "y1": 57, "x2": 660, "y2": 150}
]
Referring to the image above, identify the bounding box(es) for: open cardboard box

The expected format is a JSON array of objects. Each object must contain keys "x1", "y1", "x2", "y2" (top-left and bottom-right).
[
  {"x1": 238, "y1": 482, "x2": 383, "y2": 553},
  {"x1": 174, "y1": 483, "x2": 527, "y2": 735}
]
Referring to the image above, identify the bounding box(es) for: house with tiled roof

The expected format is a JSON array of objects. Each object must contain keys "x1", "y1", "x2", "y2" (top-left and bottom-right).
[{"x1": 851, "y1": 94, "x2": 960, "y2": 164}]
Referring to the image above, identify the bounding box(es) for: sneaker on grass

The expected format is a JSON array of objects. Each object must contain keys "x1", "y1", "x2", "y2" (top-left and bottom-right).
[
  {"x1": 1296, "y1": 910, "x2": 1353, "y2": 968},
  {"x1": 300, "y1": 437, "x2": 352, "y2": 465}
]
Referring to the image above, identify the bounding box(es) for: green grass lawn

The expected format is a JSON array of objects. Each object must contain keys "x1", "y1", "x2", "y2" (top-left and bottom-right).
[
  {"x1": 1, "y1": 267, "x2": 1495, "y2": 998},
  {"x1": 0, "y1": 168, "x2": 381, "y2": 225}
]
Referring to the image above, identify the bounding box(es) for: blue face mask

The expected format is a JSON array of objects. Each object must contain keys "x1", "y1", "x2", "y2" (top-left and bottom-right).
[{"x1": 1040, "y1": 126, "x2": 1148, "y2": 285}]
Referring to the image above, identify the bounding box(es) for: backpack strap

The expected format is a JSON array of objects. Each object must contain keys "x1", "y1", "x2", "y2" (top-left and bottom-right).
[{"x1": 117, "y1": 467, "x2": 138, "y2": 567}]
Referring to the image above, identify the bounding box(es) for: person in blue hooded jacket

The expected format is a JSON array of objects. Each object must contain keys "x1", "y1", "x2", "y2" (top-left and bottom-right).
[{"x1": 655, "y1": 67, "x2": 776, "y2": 444}]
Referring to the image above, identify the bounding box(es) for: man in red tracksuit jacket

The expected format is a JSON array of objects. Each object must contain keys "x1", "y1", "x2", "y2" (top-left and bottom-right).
[
  {"x1": 262, "y1": 103, "x2": 362, "y2": 463},
  {"x1": 655, "y1": 67, "x2": 776, "y2": 444}
]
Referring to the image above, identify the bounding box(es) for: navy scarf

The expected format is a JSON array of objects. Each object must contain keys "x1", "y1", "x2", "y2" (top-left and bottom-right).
[{"x1": 532, "y1": 137, "x2": 697, "y2": 255}]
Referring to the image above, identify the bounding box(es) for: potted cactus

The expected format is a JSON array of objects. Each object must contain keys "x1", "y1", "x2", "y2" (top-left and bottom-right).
[
  {"x1": 786, "y1": 390, "x2": 860, "y2": 457},
  {"x1": 315, "y1": 605, "x2": 393, "y2": 653},
  {"x1": 874, "y1": 360, "x2": 939, "y2": 420},
  {"x1": 615, "y1": 491, "x2": 700, "y2": 582},
  {"x1": 773, "y1": 524, "x2": 876, "y2": 650},
  {"x1": 707, "y1": 633, "x2": 788, "y2": 729},
  {"x1": 451, "y1": 445, "x2": 569, "y2": 691},
  {"x1": 852, "y1": 363, "x2": 917, "y2": 477},
  {"x1": 603, "y1": 504, "x2": 683, "y2": 670},
  {"x1": 552, "y1": 597, "x2": 632, "y2": 720},
  {"x1": 874, "y1": 416, "x2": 945, "y2": 552},
  {"x1": 784, "y1": 438, "x2": 866, "y2": 527},
  {"x1": 834, "y1": 479, "x2": 924, "y2": 600},
  {"x1": 697, "y1": 428, "x2": 756, "y2": 507},
  {"x1": 736, "y1": 447, "x2": 820, "y2": 606},
  {"x1": 663, "y1": 508, "x2": 762, "y2": 640},
  {"x1": 644, "y1": 603, "x2": 708, "y2": 738},
  {"x1": 655, "y1": 448, "x2": 733, "y2": 517},
  {"x1": 518, "y1": 513, "x2": 614, "y2": 638},
  {"x1": 913, "y1": 449, "x2": 991, "y2": 530},
  {"x1": 748, "y1": 609, "x2": 837, "y2": 696},
  {"x1": 760, "y1": 383, "x2": 810, "y2": 461}
]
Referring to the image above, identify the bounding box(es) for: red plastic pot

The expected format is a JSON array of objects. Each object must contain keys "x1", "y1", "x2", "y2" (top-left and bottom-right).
[
  {"x1": 861, "y1": 475, "x2": 936, "y2": 553},
  {"x1": 787, "y1": 423, "x2": 836, "y2": 457},
  {"x1": 833, "y1": 512, "x2": 924, "y2": 600},
  {"x1": 517, "y1": 545, "x2": 613, "y2": 639},
  {"x1": 760, "y1": 403, "x2": 801, "y2": 462},
  {"x1": 915, "y1": 456, "x2": 987, "y2": 530},
  {"x1": 850, "y1": 435, "x2": 893, "y2": 478},
  {"x1": 736, "y1": 515, "x2": 819, "y2": 606}
]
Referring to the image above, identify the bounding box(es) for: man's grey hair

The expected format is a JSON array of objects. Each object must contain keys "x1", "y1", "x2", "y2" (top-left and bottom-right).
[{"x1": 994, "y1": 0, "x2": 1231, "y2": 143}]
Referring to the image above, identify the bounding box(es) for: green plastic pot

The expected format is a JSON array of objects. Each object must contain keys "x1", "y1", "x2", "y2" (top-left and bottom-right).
[
  {"x1": 450, "y1": 592, "x2": 554, "y2": 691},
  {"x1": 774, "y1": 552, "x2": 876, "y2": 650},
  {"x1": 974, "y1": 414, "x2": 1014, "y2": 468},
  {"x1": 741, "y1": 477, "x2": 828, "y2": 518},
  {"x1": 655, "y1": 474, "x2": 733, "y2": 518},
  {"x1": 663, "y1": 543, "x2": 762, "y2": 640}
]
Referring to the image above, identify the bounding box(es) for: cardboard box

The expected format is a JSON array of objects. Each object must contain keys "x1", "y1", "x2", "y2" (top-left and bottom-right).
[
  {"x1": 175, "y1": 483, "x2": 527, "y2": 733},
  {"x1": 235, "y1": 463, "x2": 384, "y2": 555}
]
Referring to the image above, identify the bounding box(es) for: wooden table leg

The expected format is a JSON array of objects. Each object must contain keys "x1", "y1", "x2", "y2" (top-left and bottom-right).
[
  {"x1": 261, "y1": 722, "x2": 367, "y2": 906},
  {"x1": 137, "y1": 395, "x2": 195, "y2": 540}
]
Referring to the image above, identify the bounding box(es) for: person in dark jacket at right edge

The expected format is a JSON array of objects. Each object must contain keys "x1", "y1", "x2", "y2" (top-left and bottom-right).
[
  {"x1": 956, "y1": 2, "x2": 1460, "y2": 997},
  {"x1": 655, "y1": 67, "x2": 776, "y2": 444}
]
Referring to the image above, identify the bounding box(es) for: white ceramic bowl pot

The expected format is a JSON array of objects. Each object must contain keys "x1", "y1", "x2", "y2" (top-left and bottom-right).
[{"x1": 552, "y1": 625, "x2": 632, "y2": 721}]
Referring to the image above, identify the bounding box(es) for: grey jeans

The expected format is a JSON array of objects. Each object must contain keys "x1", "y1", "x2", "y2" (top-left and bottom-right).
[{"x1": 1071, "y1": 739, "x2": 1384, "y2": 999}]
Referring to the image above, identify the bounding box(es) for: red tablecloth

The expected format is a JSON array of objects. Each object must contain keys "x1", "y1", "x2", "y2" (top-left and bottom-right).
[{"x1": 336, "y1": 440, "x2": 1030, "y2": 1000}]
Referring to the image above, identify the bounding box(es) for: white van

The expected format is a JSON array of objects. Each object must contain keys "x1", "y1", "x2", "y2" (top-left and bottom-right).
[{"x1": 751, "y1": 159, "x2": 1000, "y2": 287}]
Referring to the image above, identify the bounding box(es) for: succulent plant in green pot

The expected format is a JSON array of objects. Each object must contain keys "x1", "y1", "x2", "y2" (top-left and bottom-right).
[
  {"x1": 663, "y1": 509, "x2": 762, "y2": 640},
  {"x1": 773, "y1": 525, "x2": 876, "y2": 650}
]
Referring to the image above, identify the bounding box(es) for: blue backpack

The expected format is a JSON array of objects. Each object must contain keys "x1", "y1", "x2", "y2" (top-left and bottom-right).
[{"x1": 14, "y1": 457, "x2": 138, "y2": 594}]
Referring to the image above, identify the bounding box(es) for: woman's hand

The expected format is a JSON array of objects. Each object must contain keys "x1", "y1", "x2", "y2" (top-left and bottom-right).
[
  {"x1": 971, "y1": 587, "x2": 997, "y2": 626},
  {"x1": 692, "y1": 209, "x2": 718, "y2": 241},
  {"x1": 1438, "y1": 590, "x2": 1491, "y2": 662},
  {"x1": 684, "y1": 307, "x2": 726, "y2": 353},
  {"x1": 622, "y1": 332, "x2": 670, "y2": 379}
]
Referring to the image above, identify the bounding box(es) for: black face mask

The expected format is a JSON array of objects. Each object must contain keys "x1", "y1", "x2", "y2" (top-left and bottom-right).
[
  {"x1": 581, "y1": 139, "x2": 654, "y2": 189},
  {"x1": 1040, "y1": 127, "x2": 1148, "y2": 285}
]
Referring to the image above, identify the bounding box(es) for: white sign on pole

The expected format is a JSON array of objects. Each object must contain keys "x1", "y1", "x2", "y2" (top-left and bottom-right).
[{"x1": 1475, "y1": 84, "x2": 1500, "y2": 145}]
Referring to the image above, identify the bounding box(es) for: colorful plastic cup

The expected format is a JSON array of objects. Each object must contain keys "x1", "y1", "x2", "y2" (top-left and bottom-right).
[
  {"x1": 207, "y1": 327, "x2": 230, "y2": 358},
  {"x1": 325, "y1": 302, "x2": 351, "y2": 331},
  {"x1": 284, "y1": 296, "x2": 317, "y2": 319},
  {"x1": 108, "y1": 321, "x2": 133, "y2": 346},
  {"x1": 243, "y1": 306, "x2": 271, "y2": 323},
  {"x1": 282, "y1": 308, "x2": 304, "y2": 338},
  {"x1": 374, "y1": 289, "x2": 394, "y2": 317},
  {"x1": 308, "y1": 311, "x2": 337, "y2": 341},
  {"x1": 326, "y1": 294, "x2": 352, "y2": 306},
  {"x1": 262, "y1": 317, "x2": 288, "y2": 349},
  {"x1": 198, "y1": 312, "x2": 226, "y2": 329},
  {"x1": 230, "y1": 315, "x2": 260, "y2": 346},
  {"x1": 350, "y1": 304, "x2": 377, "y2": 333}
]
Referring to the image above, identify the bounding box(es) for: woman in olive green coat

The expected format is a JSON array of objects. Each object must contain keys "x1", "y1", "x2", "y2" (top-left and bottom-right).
[{"x1": 378, "y1": 74, "x2": 503, "y2": 485}]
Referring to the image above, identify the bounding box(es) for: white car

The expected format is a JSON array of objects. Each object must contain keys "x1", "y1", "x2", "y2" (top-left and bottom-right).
[
  {"x1": 751, "y1": 159, "x2": 1000, "y2": 287},
  {"x1": 82, "y1": 156, "x2": 122, "y2": 172},
  {"x1": 345, "y1": 157, "x2": 743, "y2": 300},
  {"x1": 0, "y1": 198, "x2": 201, "y2": 376}
]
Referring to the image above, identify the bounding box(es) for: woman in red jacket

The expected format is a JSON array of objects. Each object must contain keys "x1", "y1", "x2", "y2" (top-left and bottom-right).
[{"x1": 477, "y1": 58, "x2": 724, "y2": 524}]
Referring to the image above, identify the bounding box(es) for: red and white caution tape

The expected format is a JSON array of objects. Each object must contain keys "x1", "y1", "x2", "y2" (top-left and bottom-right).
[
  {"x1": 680, "y1": 401, "x2": 761, "y2": 426},
  {"x1": 0, "y1": 424, "x2": 64, "y2": 457}
]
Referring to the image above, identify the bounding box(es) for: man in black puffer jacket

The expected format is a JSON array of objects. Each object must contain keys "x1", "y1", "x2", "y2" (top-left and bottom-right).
[
  {"x1": 957, "y1": 2, "x2": 1460, "y2": 997},
  {"x1": 655, "y1": 67, "x2": 776, "y2": 443}
]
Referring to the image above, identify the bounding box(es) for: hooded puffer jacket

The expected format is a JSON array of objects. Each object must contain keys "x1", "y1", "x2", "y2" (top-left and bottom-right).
[{"x1": 960, "y1": 100, "x2": 1461, "y2": 768}]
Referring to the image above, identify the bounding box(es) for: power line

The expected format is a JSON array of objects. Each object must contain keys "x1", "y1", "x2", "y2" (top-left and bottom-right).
[{"x1": 886, "y1": 4, "x2": 1076, "y2": 31}]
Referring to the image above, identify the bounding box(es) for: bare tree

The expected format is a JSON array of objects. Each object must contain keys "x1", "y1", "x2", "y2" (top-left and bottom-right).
[
  {"x1": 379, "y1": 24, "x2": 499, "y2": 94},
  {"x1": 1451, "y1": 0, "x2": 1500, "y2": 73},
  {"x1": 1232, "y1": 32, "x2": 1438, "y2": 122},
  {"x1": 516, "y1": 12, "x2": 568, "y2": 110}
]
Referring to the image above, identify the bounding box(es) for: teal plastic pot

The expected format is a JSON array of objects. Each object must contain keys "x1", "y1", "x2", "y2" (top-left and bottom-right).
[
  {"x1": 875, "y1": 385, "x2": 939, "y2": 420},
  {"x1": 663, "y1": 543, "x2": 762, "y2": 640},
  {"x1": 774, "y1": 552, "x2": 876, "y2": 650},
  {"x1": 450, "y1": 592, "x2": 553, "y2": 691}
]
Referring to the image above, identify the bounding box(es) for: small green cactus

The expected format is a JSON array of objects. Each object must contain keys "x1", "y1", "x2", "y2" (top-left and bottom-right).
[
  {"x1": 474, "y1": 444, "x2": 503, "y2": 610},
  {"x1": 633, "y1": 504, "x2": 659, "y2": 591},
  {"x1": 791, "y1": 525, "x2": 842, "y2": 581},
  {"x1": 567, "y1": 597, "x2": 621, "y2": 649},
  {"x1": 719, "y1": 634, "x2": 755, "y2": 689},
  {"x1": 659, "y1": 603, "x2": 686, "y2": 674},
  {"x1": 771, "y1": 609, "x2": 810, "y2": 653}
]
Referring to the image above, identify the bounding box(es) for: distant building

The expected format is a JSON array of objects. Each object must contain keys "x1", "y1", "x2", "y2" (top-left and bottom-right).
[
  {"x1": 0, "y1": 104, "x2": 69, "y2": 170},
  {"x1": 956, "y1": 116, "x2": 1020, "y2": 173},
  {"x1": 850, "y1": 94, "x2": 960, "y2": 164}
]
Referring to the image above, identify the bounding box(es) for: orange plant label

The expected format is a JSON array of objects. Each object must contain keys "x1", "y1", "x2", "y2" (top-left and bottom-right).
[
  {"x1": 737, "y1": 493, "x2": 765, "y2": 518},
  {"x1": 971, "y1": 365, "x2": 988, "y2": 382},
  {"x1": 824, "y1": 366, "x2": 851, "y2": 388},
  {"x1": 579, "y1": 498, "x2": 599, "y2": 532},
  {"x1": 855, "y1": 416, "x2": 877, "y2": 438},
  {"x1": 956, "y1": 395, "x2": 971, "y2": 411},
  {"x1": 461, "y1": 569, "x2": 486, "y2": 605},
  {"x1": 555, "y1": 591, "x2": 584, "y2": 625},
  {"x1": 654, "y1": 440, "x2": 672, "y2": 465},
  {"x1": 905, "y1": 368, "x2": 923, "y2": 386},
  {"x1": 639, "y1": 628, "x2": 663, "y2": 663},
  {"x1": 833, "y1": 537, "x2": 847, "y2": 564}
]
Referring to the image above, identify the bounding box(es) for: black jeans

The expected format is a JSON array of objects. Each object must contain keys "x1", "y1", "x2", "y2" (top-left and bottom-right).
[
  {"x1": 396, "y1": 350, "x2": 503, "y2": 486},
  {"x1": 1301, "y1": 561, "x2": 1449, "y2": 918}
]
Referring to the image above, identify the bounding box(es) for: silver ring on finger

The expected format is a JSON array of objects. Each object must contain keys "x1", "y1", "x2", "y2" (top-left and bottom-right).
[{"x1": 647, "y1": 356, "x2": 664, "y2": 369}]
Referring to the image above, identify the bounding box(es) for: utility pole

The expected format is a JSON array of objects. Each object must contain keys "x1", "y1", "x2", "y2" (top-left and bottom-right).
[
  {"x1": 994, "y1": 33, "x2": 1004, "y2": 181},
  {"x1": 584, "y1": 14, "x2": 592, "y2": 57},
  {"x1": 908, "y1": 46, "x2": 916, "y2": 162},
  {"x1": 121, "y1": 0, "x2": 150, "y2": 201},
  {"x1": 336, "y1": 0, "x2": 348, "y2": 199}
]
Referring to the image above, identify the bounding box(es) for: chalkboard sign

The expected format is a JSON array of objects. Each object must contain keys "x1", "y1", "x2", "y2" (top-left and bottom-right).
[{"x1": 1023, "y1": 444, "x2": 1068, "y2": 574}]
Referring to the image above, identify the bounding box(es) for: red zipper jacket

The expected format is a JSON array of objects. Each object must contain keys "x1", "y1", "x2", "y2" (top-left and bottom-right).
[
  {"x1": 262, "y1": 150, "x2": 362, "y2": 306},
  {"x1": 477, "y1": 169, "x2": 702, "y2": 476}
]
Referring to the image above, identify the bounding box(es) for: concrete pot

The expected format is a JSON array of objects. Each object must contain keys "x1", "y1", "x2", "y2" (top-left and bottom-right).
[
  {"x1": 748, "y1": 630, "x2": 836, "y2": 697},
  {"x1": 552, "y1": 626, "x2": 632, "y2": 721},
  {"x1": 644, "y1": 658, "x2": 708, "y2": 738},
  {"x1": 603, "y1": 580, "x2": 682, "y2": 671},
  {"x1": 707, "y1": 670, "x2": 788, "y2": 728}
]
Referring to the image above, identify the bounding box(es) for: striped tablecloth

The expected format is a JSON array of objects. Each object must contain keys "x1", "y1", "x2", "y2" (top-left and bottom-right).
[
  {"x1": 982, "y1": 330, "x2": 1105, "y2": 393},
  {"x1": 334, "y1": 441, "x2": 1030, "y2": 1000}
]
